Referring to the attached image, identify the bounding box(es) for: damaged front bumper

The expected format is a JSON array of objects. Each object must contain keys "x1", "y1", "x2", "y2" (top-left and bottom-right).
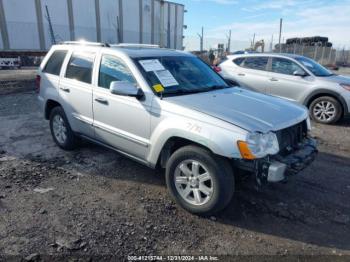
[{"x1": 235, "y1": 137, "x2": 318, "y2": 185}]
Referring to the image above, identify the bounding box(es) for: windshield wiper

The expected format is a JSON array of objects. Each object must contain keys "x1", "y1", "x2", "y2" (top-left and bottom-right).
[
  {"x1": 207, "y1": 84, "x2": 229, "y2": 90},
  {"x1": 161, "y1": 85, "x2": 229, "y2": 97}
]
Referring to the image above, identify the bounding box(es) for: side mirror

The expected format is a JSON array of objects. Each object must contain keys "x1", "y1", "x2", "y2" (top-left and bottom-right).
[
  {"x1": 293, "y1": 70, "x2": 307, "y2": 77},
  {"x1": 110, "y1": 81, "x2": 144, "y2": 99}
]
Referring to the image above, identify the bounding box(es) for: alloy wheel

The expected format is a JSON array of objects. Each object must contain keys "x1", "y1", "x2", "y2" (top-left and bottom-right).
[
  {"x1": 313, "y1": 101, "x2": 336, "y2": 122},
  {"x1": 174, "y1": 159, "x2": 213, "y2": 206},
  {"x1": 52, "y1": 114, "x2": 67, "y2": 144}
]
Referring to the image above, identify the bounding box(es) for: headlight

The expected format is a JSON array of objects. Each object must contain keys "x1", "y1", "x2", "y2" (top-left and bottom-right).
[
  {"x1": 340, "y1": 83, "x2": 350, "y2": 91},
  {"x1": 237, "y1": 131, "x2": 279, "y2": 159}
]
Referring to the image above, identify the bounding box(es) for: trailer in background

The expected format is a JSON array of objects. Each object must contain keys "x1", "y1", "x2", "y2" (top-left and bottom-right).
[
  {"x1": 0, "y1": 0, "x2": 185, "y2": 66},
  {"x1": 0, "y1": 56, "x2": 21, "y2": 69}
]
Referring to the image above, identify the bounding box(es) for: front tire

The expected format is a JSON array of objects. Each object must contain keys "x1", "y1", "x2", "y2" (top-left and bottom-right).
[
  {"x1": 49, "y1": 106, "x2": 78, "y2": 150},
  {"x1": 310, "y1": 96, "x2": 342, "y2": 124},
  {"x1": 165, "y1": 145, "x2": 235, "y2": 215}
]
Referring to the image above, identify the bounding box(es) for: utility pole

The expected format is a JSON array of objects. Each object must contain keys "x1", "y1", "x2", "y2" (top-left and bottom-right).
[
  {"x1": 226, "y1": 29, "x2": 231, "y2": 53},
  {"x1": 252, "y1": 33, "x2": 256, "y2": 48},
  {"x1": 160, "y1": 0, "x2": 165, "y2": 47},
  {"x1": 270, "y1": 34, "x2": 273, "y2": 52},
  {"x1": 278, "y1": 18, "x2": 283, "y2": 53},
  {"x1": 197, "y1": 27, "x2": 203, "y2": 52}
]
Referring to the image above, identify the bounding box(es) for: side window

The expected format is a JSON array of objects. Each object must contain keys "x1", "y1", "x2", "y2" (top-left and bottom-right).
[
  {"x1": 98, "y1": 54, "x2": 136, "y2": 89},
  {"x1": 65, "y1": 52, "x2": 95, "y2": 84},
  {"x1": 242, "y1": 57, "x2": 268, "y2": 71},
  {"x1": 233, "y1": 57, "x2": 244, "y2": 66},
  {"x1": 43, "y1": 50, "x2": 67, "y2": 76},
  {"x1": 271, "y1": 58, "x2": 304, "y2": 75}
]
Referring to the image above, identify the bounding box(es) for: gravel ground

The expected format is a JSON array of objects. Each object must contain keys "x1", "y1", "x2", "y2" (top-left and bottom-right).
[{"x1": 0, "y1": 90, "x2": 349, "y2": 261}]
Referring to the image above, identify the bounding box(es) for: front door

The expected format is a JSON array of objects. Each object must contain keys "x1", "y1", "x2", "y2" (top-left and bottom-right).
[
  {"x1": 92, "y1": 54, "x2": 151, "y2": 160},
  {"x1": 267, "y1": 57, "x2": 312, "y2": 102}
]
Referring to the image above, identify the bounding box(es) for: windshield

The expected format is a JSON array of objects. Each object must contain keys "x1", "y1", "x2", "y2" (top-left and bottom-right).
[
  {"x1": 295, "y1": 56, "x2": 333, "y2": 77},
  {"x1": 133, "y1": 56, "x2": 229, "y2": 96}
]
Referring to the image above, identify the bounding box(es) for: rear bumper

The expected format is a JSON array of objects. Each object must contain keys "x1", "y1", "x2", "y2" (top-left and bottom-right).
[{"x1": 235, "y1": 138, "x2": 318, "y2": 184}]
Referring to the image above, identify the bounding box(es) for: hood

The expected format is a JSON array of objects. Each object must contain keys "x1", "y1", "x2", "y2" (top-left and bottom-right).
[
  {"x1": 165, "y1": 88, "x2": 308, "y2": 133},
  {"x1": 321, "y1": 74, "x2": 350, "y2": 85}
]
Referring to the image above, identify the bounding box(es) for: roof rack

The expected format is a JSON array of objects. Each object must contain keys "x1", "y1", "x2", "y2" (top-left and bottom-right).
[
  {"x1": 112, "y1": 43, "x2": 160, "y2": 48},
  {"x1": 60, "y1": 41, "x2": 110, "y2": 47}
]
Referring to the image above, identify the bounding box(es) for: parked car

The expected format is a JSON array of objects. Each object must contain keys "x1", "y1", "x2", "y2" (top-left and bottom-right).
[
  {"x1": 218, "y1": 53, "x2": 350, "y2": 124},
  {"x1": 231, "y1": 50, "x2": 258, "y2": 55},
  {"x1": 37, "y1": 42, "x2": 317, "y2": 215}
]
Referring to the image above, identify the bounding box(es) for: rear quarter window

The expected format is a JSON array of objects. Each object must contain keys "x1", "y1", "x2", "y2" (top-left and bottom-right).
[
  {"x1": 233, "y1": 57, "x2": 244, "y2": 66},
  {"x1": 43, "y1": 50, "x2": 67, "y2": 76}
]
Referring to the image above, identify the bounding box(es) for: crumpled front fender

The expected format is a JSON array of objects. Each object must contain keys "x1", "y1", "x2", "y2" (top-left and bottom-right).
[{"x1": 146, "y1": 117, "x2": 247, "y2": 167}]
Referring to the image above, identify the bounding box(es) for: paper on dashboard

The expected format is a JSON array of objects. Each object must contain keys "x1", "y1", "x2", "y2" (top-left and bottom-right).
[
  {"x1": 154, "y1": 70, "x2": 179, "y2": 87},
  {"x1": 139, "y1": 59, "x2": 165, "y2": 72}
]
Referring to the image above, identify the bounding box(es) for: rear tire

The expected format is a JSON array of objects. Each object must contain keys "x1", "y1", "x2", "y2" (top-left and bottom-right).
[
  {"x1": 310, "y1": 96, "x2": 342, "y2": 124},
  {"x1": 49, "y1": 106, "x2": 78, "y2": 150},
  {"x1": 165, "y1": 145, "x2": 235, "y2": 215}
]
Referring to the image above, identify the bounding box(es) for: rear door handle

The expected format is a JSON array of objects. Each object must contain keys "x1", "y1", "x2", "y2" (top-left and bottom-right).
[
  {"x1": 270, "y1": 77, "x2": 278, "y2": 81},
  {"x1": 94, "y1": 97, "x2": 108, "y2": 105},
  {"x1": 238, "y1": 73, "x2": 245, "y2": 76},
  {"x1": 60, "y1": 87, "x2": 70, "y2": 92}
]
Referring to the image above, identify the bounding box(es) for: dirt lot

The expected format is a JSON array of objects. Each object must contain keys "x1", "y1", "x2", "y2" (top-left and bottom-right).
[{"x1": 0, "y1": 89, "x2": 350, "y2": 261}]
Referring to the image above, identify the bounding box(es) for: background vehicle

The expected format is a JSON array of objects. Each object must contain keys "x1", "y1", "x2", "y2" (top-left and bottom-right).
[
  {"x1": 37, "y1": 42, "x2": 317, "y2": 215},
  {"x1": 219, "y1": 53, "x2": 350, "y2": 124}
]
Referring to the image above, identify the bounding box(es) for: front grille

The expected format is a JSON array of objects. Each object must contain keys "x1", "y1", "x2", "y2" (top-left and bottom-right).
[{"x1": 275, "y1": 120, "x2": 308, "y2": 156}]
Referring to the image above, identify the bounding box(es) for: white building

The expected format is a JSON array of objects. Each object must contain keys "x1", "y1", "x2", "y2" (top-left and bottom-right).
[{"x1": 0, "y1": 0, "x2": 185, "y2": 52}]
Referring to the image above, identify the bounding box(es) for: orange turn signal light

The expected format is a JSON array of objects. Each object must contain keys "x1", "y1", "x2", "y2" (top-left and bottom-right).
[{"x1": 237, "y1": 141, "x2": 256, "y2": 160}]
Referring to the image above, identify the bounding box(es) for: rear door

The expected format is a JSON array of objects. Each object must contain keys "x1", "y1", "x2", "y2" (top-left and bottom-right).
[
  {"x1": 267, "y1": 57, "x2": 312, "y2": 101},
  {"x1": 58, "y1": 48, "x2": 96, "y2": 138},
  {"x1": 236, "y1": 56, "x2": 270, "y2": 93}
]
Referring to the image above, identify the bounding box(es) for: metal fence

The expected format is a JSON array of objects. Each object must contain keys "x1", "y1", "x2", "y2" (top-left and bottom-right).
[{"x1": 273, "y1": 44, "x2": 350, "y2": 66}]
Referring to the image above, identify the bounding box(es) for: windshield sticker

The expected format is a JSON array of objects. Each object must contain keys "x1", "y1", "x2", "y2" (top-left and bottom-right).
[
  {"x1": 152, "y1": 84, "x2": 164, "y2": 93},
  {"x1": 139, "y1": 59, "x2": 165, "y2": 72},
  {"x1": 154, "y1": 70, "x2": 179, "y2": 87}
]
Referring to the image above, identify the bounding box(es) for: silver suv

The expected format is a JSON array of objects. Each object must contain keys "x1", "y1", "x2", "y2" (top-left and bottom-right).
[
  {"x1": 37, "y1": 42, "x2": 317, "y2": 215},
  {"x1": 218, "y1": 53, "x2": 350, "y2": 124}
]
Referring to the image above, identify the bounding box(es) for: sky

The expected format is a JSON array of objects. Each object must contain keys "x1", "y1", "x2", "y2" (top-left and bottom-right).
[{"x1": 175, "y1": 0, "x2": 350, "y2": 51}]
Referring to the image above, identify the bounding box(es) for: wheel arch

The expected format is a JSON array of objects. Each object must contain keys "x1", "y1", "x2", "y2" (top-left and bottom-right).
[
  {"x1": 303, "y1": 89, "x2": 348, "y2": 116},
  {"x1": 45, "y1": 99, "x2": 62, "y2": 120},
  {"x1": 156, "y1": 136, "x2": 216, "y2": 169}
]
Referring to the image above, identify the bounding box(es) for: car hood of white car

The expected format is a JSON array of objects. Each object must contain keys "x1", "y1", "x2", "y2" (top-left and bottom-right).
[{"x1": 165, "y1": 87, "x2": 308, "y2": 133}]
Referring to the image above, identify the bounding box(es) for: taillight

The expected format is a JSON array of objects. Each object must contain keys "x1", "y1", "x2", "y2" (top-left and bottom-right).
[
  {"x1": 35, "y1": 75, "x2": 41, "y2": 93},
  {"x1": 213, "y1": 66, "x2": 222, "y2": 73}
]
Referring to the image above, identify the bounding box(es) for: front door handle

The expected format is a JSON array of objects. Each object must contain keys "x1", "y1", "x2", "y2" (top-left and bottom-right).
[
  {"x1": 238, "y1": 73, "x2": 245, "y2": 76},
  {"x1": 95, "y1": 97, "x2": 108, "y2": 105},
  {"x1": 60, "y1": 87, "x2": 70, "y2": 92},
  {"x1": 270, "y1": 77, "x2": 278, "y2": 81}
]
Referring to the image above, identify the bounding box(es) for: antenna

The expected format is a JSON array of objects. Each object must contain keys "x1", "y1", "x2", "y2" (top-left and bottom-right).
[{"x1": 45, "y1": 5, "x2": 56, "y2": 45}]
